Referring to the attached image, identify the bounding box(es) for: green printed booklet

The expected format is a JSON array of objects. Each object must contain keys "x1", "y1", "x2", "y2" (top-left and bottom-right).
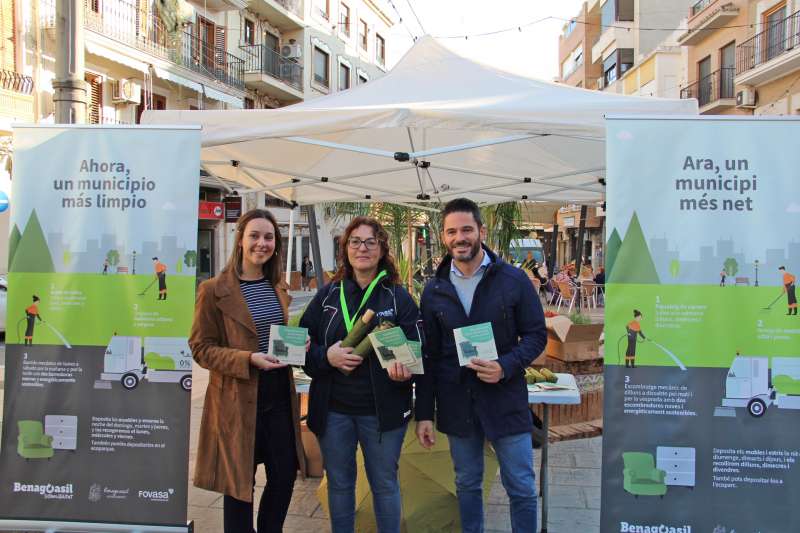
[
  {"x1": 454, "y1": 322, "x2": 498, "y2": 366},
  {"x1": 368, "y1": 326, "x2": 417, "y2": 369},
  {"x1": 406, "y1": 341, "x2": 425, "y2": 375},
  {"x1": 268, "y1": 325, "x2": 308, "y2": 365}
]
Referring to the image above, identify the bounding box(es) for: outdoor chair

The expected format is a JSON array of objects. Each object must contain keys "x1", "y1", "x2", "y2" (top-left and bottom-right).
[
  {"x1": 545, "y1": 279, "x2": 560, "y2": 306},
  {"x1": 555, "y1": 281, "x2": 577, "y2": 314},
  {"x1": 580, "y1": 281, "x2": 597, "y2": 309}
]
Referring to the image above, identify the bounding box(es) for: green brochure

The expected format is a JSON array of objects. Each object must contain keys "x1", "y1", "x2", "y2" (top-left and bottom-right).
[
  {"x1": 268, "y1": 325, "x2": 308, "y2": 365},
  {"x1": 368, "y1": 326, "x2": 417, "y2": 369},
  {"x1": 406, "y1": 341, "x2": 425, "y2": 375},
  {"x1": 454, "y1": 322, "x2": 499, "y2": 366}
]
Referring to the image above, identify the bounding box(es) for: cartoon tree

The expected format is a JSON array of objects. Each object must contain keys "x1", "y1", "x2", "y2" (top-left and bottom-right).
[
  {"x1": 10, "y1": 210, "x2": 55, "y2": 273},
  {"x1": 607, "y1": 212, "x2": 660, "y2": 284},
  {"x1": 724, "y1": 257, "x2": 739, "y2": 277},
  {"x1": 184, "y1": 250, "x2": 197, "y2": 268},
  {"x1": 8, "y1": 224, "x2": 21, "y2": 268},
  {"x1": 605, "y1": 228, "x2": 622, "y2": 278},
  {"x1": 106, "y1": 249, "x2": 120, "y2": 267},
  {"x1": 669, "y1": 259, "x2": 680, "y2": 279}
]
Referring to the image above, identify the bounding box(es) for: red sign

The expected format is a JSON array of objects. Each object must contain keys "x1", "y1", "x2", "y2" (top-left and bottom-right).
[{"x1": 199, "y1": 201, "x2": 224, "y2": 220}]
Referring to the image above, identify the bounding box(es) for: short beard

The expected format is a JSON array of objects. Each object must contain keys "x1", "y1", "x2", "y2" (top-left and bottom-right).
[{"x1": 449, "y1": 239, "x2": 481, "y2": 262}]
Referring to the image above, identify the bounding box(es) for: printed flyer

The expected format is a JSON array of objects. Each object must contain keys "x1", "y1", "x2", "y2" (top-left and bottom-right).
[
  {"x1": 0, "y1": 125, "x2": 200, "y2": 528},
  {"x1": 454, "y1": 322, "x2": 498, "y2": 366},
  {"x1": 601, "y1": 117, "x2": 800, "y2": 533}
]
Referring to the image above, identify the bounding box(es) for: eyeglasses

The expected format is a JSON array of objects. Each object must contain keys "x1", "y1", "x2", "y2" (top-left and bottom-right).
[{"x1": 348, "y1": 237, "x2": 379, "y2": 250}]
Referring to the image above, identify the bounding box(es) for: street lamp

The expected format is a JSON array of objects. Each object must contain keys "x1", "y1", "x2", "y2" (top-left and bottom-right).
[{"x1": 754, "y1": 259, "x2": 759, "y2": 287}]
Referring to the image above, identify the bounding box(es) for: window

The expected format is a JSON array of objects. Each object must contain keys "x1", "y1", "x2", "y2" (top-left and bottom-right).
[
  {"x1": 340, "y1": 3, "x2": 350, "y2": 36},
  {"x1": 244, "y1": 19, "x2": 255, "y2": 46},
  {"x1": 764, "y1": 3, "x2": 787, "y2": 62},
  {"x1": 359, "y1": 19, "x2": 368, "y2": 50},
  {"x1": 339, "y1": 62, "x2": 350, "y2": 90},
  {"x1": 85, "y1": 72, "x2": 102, "y2": 124},
  {"x1": 313, "y1": 45, "x2": 330, "y2": 87},
  {"x1": 136, "y1": 92, "x2": 165, "y2": 124},
  {"x1": 244, "y1": 97, "x2": 255, "y2": 109},
  {"x1": 561, "y1": 43, "x2": 583, "y2": 79},
  {"x1": 376, "y1": 34, "x2": 385, "y2": 65},
  {"x1": 358, "y1": 73, "x2": 368, "y2": 84},
  {"x1": 564, "y1": 18, "x2": 576, "y2": 37},
  {"x1": 602, "y1": 48, "x2": 633, "y2": 86},
  {"x1": 601, "y1": 0, "x2": 634, "y2": 27},
  {"x1": 720, "y1": 41, "x2": 735, "y2": 99}
]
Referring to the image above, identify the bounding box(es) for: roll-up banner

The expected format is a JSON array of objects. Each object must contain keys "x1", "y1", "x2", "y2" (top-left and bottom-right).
[
  {"x1": 602, "y1": 117, "x2": 800, "y2": 533},
  {"x1": 0, "y1": 125, "x2": 200, "y2": 531}
]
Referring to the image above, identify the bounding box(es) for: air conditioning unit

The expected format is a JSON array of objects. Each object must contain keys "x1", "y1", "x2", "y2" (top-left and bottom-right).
[
  {"x1": 111, "y1": 79, "x2": 142, "y2": 104},
  {"x1": 736, "y1": 87, "x2": 756, "y2": 108},
  {"x1": 281, "y1": 43, "x2": 302, "y2": 59}
]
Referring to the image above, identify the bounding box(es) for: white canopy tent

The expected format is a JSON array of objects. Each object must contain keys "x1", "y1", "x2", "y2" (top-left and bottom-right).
[{"x1": 142, "y1": 36, "x2": 697, "y2": 207}]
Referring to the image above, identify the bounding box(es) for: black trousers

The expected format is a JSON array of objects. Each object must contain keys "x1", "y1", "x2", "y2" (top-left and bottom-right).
[{"x1": 223, "y1": 406, "x2": 298, "y2": 533}]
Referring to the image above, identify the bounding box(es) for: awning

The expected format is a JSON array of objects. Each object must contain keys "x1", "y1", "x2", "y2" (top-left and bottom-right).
[
  {"x1": 202, "y1": 85, "x2": 243, "y2": 109},
  {"x1": 86, "y1": 41, "x2": 148, "y2": 74},
  {"x1": 153, "y1": 67, "x2": 202, "y2": 93}
]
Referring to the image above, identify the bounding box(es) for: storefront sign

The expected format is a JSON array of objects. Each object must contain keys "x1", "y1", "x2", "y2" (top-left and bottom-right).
[
  {"x1": 199, "y1": 201, "x2": 223, "y2": 220},
  {"x1": 0, "y1": 125, "x2": 200, "y2": 530},
  {"x1": 602, "y1": 117, "x2": 800, "y2": 531},
  {"x1": 223, "y1": 195, "x2": 242, "y2": 222}
]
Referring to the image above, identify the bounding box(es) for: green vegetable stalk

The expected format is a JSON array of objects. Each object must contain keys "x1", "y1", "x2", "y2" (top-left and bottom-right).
[
  {"x1": 341, "y1": 309, "x2": 375, "y2": 349},
  {"x1": 353, "y1": 321, "x2": 394, "y2": 357}
]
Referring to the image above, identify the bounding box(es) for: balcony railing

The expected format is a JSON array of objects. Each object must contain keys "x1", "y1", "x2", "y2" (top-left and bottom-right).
[
  {"x1": 737, "y1": 9, "x2": 800, "y2": 75},
  {"x1": 691, "y1": 0, "x2": 713, "y2": 17},
  {"x1": 680, "y1": 67, "x2": 735, "y2": 107},
  {"x1": 274, "y1": 0, "x2": 301, "y2": 16},
  {"x1": 0, "y1": 69, "x2": 34, "y2": 94},
  {"x1": 240, "y1": 44, "x2": 303, "y2": 91},
  {"x1": 42, "y1": 0, "x2": 244, "y2": 91}
]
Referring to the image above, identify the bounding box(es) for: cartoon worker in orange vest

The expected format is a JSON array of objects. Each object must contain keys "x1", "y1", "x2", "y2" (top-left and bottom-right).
[
  {"x1": 625, "y1": 309, "x2": 646, "y2": 368},
  {"x1": 24, "y1": 295, "x2": 42, "y2": 345},
  {"x1": 780, "y1": 266, "x2": 797, "y2": 316},
  {"x1": 153, "y1": 257, "x2": 168, "y2": 300}
]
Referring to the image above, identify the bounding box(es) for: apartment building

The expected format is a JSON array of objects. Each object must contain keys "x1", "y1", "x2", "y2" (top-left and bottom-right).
[
  {"x1": 677, "y1": 0, "x2": 752, "y2": 114},
  {"x1": 557, "y1": 2, "x2": 602, "y2": 88},
  {"x1": 590, "y1": 0, "x2": 693, "y2": 94},
  {"x1": 733, "y1": 0, "x2": 800, "y2": 115},
  {"x1": 0, "y1": 0, "x2": 393, "y2": 279}
]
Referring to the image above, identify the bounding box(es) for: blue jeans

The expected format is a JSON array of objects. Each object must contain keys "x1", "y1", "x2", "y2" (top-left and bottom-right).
[
  {"x1": 318, "y1": 412, "x2": 407, "y2": 533},
  {"x1": 449, "y1": 424, "x2": 537, "y2": 533}
]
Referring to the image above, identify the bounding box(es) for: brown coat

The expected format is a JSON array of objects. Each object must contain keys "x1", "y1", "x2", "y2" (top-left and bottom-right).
[{"x1": 189, "y1": 268, "x2": 306, "y2": 502}]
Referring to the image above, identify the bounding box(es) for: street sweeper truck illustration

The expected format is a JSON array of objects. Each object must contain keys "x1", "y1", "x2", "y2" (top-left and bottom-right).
[
  {"x1": 721, "y1": 354, "x2": 800, "y2": 417},
  {"x1": 99, "y1": 336, "x2": 192, "y2": 391}
]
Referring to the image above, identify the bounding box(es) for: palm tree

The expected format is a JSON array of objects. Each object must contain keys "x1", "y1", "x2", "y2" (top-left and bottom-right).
[{"x1": 480, "y1": 202, "x2": 524, "y2": 260}]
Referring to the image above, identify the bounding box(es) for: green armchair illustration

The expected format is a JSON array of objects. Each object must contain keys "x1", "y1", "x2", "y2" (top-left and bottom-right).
[
  {"x1": 622, "y1": 452, "x2": 666, "y2": 497},
  {"x1": 17, "y1": 420, "x2": 54, "y2": 460}
]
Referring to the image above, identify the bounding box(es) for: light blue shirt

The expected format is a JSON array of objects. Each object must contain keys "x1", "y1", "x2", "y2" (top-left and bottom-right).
[{"x1": 449, "y1": 249, "x2": 491, "y2": 316}]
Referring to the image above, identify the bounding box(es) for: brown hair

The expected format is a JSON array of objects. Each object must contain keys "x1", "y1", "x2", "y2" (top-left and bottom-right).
[
  {"x1": 331, "y1": 216, "x2": 400, "y2": 284},
  {"x1": 224, "y1": 208, "x2": 283, "y2": 286}
]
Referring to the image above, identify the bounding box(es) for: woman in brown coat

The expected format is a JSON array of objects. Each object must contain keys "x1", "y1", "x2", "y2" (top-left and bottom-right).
[{"x1": 189, "y1": 208, "x2": 306, "y2": 533}]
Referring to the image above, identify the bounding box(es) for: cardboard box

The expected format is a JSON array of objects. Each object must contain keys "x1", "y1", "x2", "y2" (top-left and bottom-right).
[
  {"x1": 301, "y1": 421, "x2": 324, "y2": 478},
  {"x1": 544, "y1": 320, "x2": 603, "y2": 362}
]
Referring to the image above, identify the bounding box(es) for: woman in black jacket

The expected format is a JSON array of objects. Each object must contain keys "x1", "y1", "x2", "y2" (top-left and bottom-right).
[{"x1": 300, "y1": 216, "x2": 420, "y2": 533}]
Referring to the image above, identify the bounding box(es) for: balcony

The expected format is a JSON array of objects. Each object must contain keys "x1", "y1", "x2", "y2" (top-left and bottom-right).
[
  {"x1": 240, "y1": 44, "x2": 303, "y2": 102},
  {"x1": 592, "y1": 23, "x2": 634, "y2": 64},
  {"x1": 678, "y1": 1, "x2": 740, "y2": 46},
  {"x1": 0, "y1": 70, "x2": 35, "y2": 129},
  {"x1": 736, "y1": 9, "x2": 800, "y2": 86},
  {"x1": 680, "y1": 67, "x2": 736, "y2": 113},
  {"x1": 247, "y1": 0, "x2": 304, "y2": 31},
  {"x1": 42, "y1": 0, "x2": 245, "y2": 92}
]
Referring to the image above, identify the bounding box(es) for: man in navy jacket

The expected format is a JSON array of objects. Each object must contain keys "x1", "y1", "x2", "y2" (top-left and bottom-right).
[{"x1": 416, "y1": 198, "x2": 547, "y2": 533}]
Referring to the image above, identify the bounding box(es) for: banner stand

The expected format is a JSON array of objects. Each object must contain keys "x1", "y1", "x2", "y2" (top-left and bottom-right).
[{"x1": 0, "y1": 519, "x2": 193, "y2": 532}]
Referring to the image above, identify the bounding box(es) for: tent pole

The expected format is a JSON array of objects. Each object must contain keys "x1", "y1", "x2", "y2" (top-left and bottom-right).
[
  {"x1": 306, "y1": 205, "x2": 325, "y2": 291},
  {"x1": 407, "y1": 219, "x2": 413, "y2": 293},
  {"x1": 286, "y1": 207, "x2": 295, "y2": 286},
  {"x1": 573, "y1": 205, "x2": 588, "y2": 310}
]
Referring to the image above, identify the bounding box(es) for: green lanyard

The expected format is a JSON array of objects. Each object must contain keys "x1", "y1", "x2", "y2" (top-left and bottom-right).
[{"x1": 340, "y1": 270, "x2": 387, "y2": 333}]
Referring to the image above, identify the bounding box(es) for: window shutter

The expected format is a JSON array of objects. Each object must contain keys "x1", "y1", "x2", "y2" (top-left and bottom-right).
[
  {"x1": 0, "y1": 0, "x2": 15, "y2": 71},
  {"x1": 85, "y1": 73, "x2": 103, "y2": 124},
  {"x1": 214, "y1": 24, "x2": 226, "y2": 73}
]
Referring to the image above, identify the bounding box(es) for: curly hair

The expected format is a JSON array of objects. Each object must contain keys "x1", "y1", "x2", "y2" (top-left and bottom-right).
[{"x1": 331, "y1": 216, "x2": 400, "y2": 284}]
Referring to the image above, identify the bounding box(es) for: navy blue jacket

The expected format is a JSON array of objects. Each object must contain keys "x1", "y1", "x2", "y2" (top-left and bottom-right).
[
  {"x1": 415, "y1": 246, "x2": 547, "y2": 441},
  {"x1": 301, "y1": 277, "x2": 421, "y2": 438}
]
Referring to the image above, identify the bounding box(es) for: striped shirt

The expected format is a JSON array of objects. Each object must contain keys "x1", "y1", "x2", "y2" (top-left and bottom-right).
[
  {"x1": 239, "y1": 277, "x2": 284, "y2": 352},
  {"x1": 239, "y1": 277, "x2": 289, "y2": 412}
]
